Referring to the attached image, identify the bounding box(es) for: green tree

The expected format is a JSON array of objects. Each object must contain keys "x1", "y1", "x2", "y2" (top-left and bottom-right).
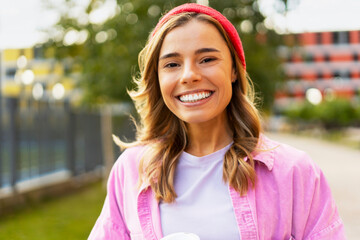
[{"x1": 42, "y1": 0, "x2": 283, "y2": 109}]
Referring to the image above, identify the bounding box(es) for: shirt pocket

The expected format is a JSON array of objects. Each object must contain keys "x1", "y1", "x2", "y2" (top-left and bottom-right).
[{"x1": 130, "y1": 233, "x2": 145, "y2": 240}]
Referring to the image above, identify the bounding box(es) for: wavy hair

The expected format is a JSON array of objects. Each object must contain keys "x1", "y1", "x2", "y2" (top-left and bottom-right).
[{"x1": 115, "y1": 12, "x2": 262, "y2": 203}]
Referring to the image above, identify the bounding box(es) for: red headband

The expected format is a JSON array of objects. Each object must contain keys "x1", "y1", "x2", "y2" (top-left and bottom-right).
[{"x1": 152, "y1": 3, "x2": 246, "y2": 70}]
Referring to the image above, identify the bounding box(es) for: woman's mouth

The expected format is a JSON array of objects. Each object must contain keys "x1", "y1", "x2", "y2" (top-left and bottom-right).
[{"x1": 177, "y1": 91, "x2": 214, "y2": 103}]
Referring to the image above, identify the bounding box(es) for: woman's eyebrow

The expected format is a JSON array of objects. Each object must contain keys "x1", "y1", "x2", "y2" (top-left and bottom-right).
[
  {"x1": 195, "y1": 48, "x2": 220, "y2": 55},
  {"x1": 159, "y1": 52, "x2": 180, "y2": 60},
  {"x1": 159, "y1": 48, "x2": 220, "y2": 60}
]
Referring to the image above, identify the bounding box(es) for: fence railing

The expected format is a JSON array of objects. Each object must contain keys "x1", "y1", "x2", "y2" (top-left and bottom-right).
[{"x1": 0, "y1": 96, "x2": 104, "y2": 191}]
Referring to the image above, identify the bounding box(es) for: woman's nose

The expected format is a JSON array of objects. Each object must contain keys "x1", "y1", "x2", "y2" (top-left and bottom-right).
[{"x1": 180, "y1": 62, "x2": 201, "y2": 84}]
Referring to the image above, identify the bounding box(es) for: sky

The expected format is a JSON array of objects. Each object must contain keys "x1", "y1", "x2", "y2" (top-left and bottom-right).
[
  {"x1": 0, "y1": 0, "x2": 360, "y2": 49},
  {"x1": 260, "y1": 0, "x2": 360, "y2": 34}
]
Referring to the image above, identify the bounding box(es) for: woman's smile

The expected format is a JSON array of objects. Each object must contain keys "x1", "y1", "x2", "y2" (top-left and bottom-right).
[{"x1": 178, "y1": 90, "x2": 213, "y2": 103}]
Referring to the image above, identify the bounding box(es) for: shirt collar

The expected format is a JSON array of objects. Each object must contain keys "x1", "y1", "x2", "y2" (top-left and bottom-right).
[
  {"x1": 139, "y1": 181, "x2": 151, "y2": 194},
  {"x1": 244, "y1": 134, "x2": 277, "y2": 171}
]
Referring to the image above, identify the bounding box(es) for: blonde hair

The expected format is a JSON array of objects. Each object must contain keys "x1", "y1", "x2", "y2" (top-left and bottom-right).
[{"x1": 116, "y1": 12, "x2": 262, "y2": 203}]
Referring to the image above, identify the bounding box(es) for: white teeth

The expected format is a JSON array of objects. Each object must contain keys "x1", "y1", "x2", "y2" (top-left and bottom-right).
[{"x1": 179, "y1": 92, "x2": 212, "y2": 102}]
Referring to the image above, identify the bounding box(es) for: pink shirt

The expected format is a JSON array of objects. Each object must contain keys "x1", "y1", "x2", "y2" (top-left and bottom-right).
[{"x1": 88, "y1": 135, "x2": 345, "y2": 240}]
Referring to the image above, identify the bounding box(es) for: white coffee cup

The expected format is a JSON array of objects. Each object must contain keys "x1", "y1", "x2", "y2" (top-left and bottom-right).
[{"x1": 161, "y1": 232, "x2": 200, "y2": 240}]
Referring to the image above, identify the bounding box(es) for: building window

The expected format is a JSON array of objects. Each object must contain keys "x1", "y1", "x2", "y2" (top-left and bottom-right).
[
  {"x1": 34, "y1": 46, "x2": 44, "y2": 59},
  {"x1": 324, "y1": 53, "x2": 330, "y2": 62},
  {"x1": 317, "y1": 71, "x2": 323, "y2": 80},
  {"x1": 342, "y1": 71, "x2": 351, "y2": 79},
  {"x1": 316, "y1": 32, "x2": 322, "y2": 44},
  {"x1": 339, "y1": 31, "x2": 349, "y2": 44},
  {"x1": 333, "y1": 31, "x2": 349, "y2": 44},
  {"x1": 353, "y1": 52, "x2": 359, "y2": 61},
  {"x1": 305, "y1": 53, "x2": 314, "y2": 62},
  {"x1": 332, "y1": 32, "x2": 339, "y2": 44},
  {"x1": 333, "y1": 71, "x2": 340, "y2": 78},
  {"x1": 6, "y1": 68, "x2": 16, "y2": 78}
]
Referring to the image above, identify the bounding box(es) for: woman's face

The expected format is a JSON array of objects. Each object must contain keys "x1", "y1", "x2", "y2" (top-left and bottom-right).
[{"x1": 158, "y1": 20, "x2": 236, "y2": 124}]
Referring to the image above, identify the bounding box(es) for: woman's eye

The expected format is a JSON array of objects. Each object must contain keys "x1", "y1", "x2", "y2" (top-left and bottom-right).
[
  {"x1": 164, "y1": 62, "x2": 179, "y2": 68},
  {"x1": 201, "y1": 57, "x2": 216, "y2": 63}
]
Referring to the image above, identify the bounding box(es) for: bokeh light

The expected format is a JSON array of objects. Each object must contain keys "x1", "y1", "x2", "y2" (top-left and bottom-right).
[
  {"x1": 306, "y1": 88, "x2": 322, "y2": 105},
  {"x1": 32, "y1": 82, "x2": 44, "y2": 100},
  {"x1": 21, "y1": 70, "x2": 35, "y2": 85},
  {"x1": 52, "y1": 83, "x2": 65, "y2": 100}
]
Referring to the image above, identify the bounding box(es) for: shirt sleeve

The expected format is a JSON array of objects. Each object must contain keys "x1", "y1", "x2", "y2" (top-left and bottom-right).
[
  {"x1": 293, "y1": 154, "x2": 346, "y2": 240},
  {"x1": 88, "y1": 159, "x2": 131, "y2": 240},
  {"x1": 305, "y1": 169, "x2": 345, "y2": 240}
]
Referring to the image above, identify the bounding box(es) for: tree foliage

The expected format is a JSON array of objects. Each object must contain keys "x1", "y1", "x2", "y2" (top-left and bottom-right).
[
  {"x1": 42, "y1": 0, "x2": 284, "y2": 109},
  {"x1": 283, "y1": 98, "x2": 360, "y2": 129}
]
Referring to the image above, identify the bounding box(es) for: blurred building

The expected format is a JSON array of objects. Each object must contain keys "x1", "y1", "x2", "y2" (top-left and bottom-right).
[
  {"x1": 276, "y1": 30, "x2": 360, "y2": 109},
  {"x1": 0, "y1": 47, "x2": 77, "y2": 100}
]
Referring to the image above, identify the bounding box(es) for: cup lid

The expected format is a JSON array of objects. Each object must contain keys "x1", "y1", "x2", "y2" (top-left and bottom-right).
[{"x1": 161, "y1": 232, "x2": 200, "y2": 240}]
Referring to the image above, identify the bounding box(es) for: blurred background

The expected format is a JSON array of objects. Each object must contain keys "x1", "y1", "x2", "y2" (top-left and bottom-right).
[{"x1": 0, "y1": 0, "x2": 359, "y2": 239}]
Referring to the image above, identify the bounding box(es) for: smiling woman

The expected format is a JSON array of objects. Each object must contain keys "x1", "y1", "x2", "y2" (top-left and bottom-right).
[
  {"x1": 158, "y1": 19, "x2": 235, "y2": 126},
  {"x1": 88, "y1": 3, "x2": 345, "y2": 240}
]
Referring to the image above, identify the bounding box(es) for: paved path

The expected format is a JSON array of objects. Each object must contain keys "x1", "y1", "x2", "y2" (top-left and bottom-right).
[{"x1": 266, "y1": 132, "x2": 360, "y2": 240}]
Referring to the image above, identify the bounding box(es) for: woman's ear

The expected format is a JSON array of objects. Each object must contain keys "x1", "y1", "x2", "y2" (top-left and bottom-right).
[{"x1": 231, "y1": 68, "x2": 237, "y2": 83}]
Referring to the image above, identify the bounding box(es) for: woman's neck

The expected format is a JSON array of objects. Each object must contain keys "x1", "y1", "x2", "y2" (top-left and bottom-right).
[{"x1": 185, "y1": 114, "x2": 233, "y2": 157}]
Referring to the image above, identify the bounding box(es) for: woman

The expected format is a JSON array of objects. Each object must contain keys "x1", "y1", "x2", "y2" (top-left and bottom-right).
[{"x1": 89, "y1": 3, "x2": 345, "y2": 240}]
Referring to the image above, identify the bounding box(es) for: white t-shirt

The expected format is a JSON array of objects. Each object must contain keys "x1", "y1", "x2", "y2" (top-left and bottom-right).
[{"x1": 160, "y1": 143, "x2": 240, "y2": 240}]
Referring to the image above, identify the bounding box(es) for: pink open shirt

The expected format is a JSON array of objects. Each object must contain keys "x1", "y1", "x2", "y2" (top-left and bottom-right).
[{"x1": 88, "y1": 135, "x2": 345, "y2": 239}]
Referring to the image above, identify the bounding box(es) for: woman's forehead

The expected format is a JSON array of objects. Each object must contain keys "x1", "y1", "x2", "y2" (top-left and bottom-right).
[{"x1": 160, "y1": 20, "x2": 229, "y2": 54}]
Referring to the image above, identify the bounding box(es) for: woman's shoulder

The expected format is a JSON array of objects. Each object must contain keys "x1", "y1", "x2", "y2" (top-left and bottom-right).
[
  {"x1": 114, "y1": 145, "x2": 147, "y2": 168},
  {"x1": 107, "y1": 145, "x2": 147, "y2": 186},
  {"x1": 256, "y1": 134, "x2": 324, "y2": 194},
  {"x1": 257, "y1": 134, "x2": 319, "y2": 174}
]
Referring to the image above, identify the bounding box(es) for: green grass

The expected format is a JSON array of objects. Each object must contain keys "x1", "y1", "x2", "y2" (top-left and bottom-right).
[{"x1": 0, "y1": 182, "x2": 107, "y2": 240}]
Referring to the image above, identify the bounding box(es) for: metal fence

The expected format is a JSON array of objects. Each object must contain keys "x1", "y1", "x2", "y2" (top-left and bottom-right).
[{"x1": 0, "y1": 96, "x2": 104, "y2": 190}]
